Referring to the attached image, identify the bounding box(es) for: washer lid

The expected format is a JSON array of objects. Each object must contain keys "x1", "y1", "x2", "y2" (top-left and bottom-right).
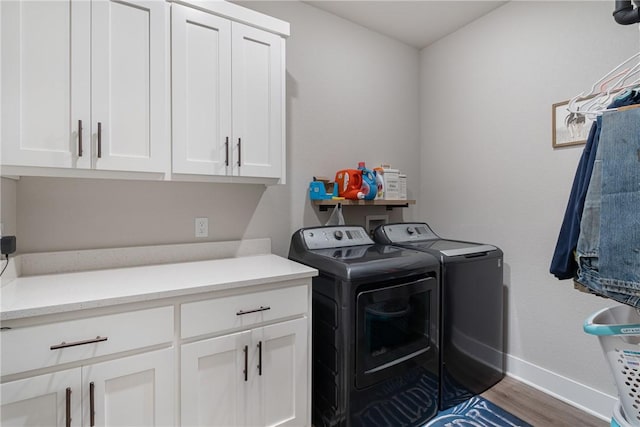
[
  {"x1": 374, "y1": 223, "x2": 497, "y2": 257},
  {"x1": 405, "y1": 240, "x2": 497, "y2": 257}
]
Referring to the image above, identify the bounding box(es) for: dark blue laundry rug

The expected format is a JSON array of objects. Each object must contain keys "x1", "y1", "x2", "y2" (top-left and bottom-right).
[{"x1": 424, "y1": 396, "x2": 532, "y2": 427}]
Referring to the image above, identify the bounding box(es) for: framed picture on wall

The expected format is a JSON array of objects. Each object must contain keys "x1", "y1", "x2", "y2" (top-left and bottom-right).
[{"x1": 552, "y1": 97, "x2": 596, "y2": 148}]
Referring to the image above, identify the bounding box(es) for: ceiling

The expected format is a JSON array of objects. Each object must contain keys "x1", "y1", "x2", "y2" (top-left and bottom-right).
[{"x1": 305, "y1": 1, "x2": 508, "y2": 49}]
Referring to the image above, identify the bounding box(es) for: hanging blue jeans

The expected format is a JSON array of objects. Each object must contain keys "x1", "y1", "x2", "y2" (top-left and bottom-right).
[
  {"x1": 576, "y1": 112, "x2": 631, "y2": 304},
  {"x1": 577, "y1": 102, "x2": 640, "y2": 307},
  {"x1": 600, "y1": 107, "x2": 640, "y2": 291},
  {"x1": 550, "y1": 90, "x2": 637, "y2": 280}
]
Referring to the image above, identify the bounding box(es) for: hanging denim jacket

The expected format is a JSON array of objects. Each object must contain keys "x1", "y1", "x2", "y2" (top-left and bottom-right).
[{"x1": 550, "y1": 120, "x2": 600, "y2": 279}]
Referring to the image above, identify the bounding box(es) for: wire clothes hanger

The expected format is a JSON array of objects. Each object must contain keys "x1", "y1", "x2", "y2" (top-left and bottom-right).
[
  {"x1": 566, "y1": 53, "x2": 640, "y2": 118},
  {"x1": 579, "y1": 63, "x2": 640, "y2": 115},
  {"x1": 566, "y1": 23, "x2": 640, "y2": 119}
]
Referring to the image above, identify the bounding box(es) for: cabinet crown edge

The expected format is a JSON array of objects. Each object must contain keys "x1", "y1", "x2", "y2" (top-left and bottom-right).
[{"x1": 169, "y1": 0, "x2": 290, "y2": 37}]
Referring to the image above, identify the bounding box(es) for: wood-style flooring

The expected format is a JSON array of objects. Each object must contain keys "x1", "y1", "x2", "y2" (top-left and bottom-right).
[{"x1": 481, "y1": 376, "x2": 609, "y2": 427}]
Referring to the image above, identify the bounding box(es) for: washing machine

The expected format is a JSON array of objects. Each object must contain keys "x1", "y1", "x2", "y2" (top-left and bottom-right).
[
  {"x1": 288, "y1": 225, "x2": 440, "y2": 427},
  {"x1": 374, "y1": 222, "x2": 504, "y2": 410}
]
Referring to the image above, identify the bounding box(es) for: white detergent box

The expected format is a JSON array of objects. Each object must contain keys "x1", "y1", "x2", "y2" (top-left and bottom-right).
[
  {"x1": 383, "y1": 168, "x2": 400, "y2": 199},
  {"x1": 399, "y1": 174, "x2": 407, "y2": 200}
]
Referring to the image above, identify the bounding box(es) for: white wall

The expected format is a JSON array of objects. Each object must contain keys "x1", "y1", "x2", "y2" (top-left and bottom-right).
[
  {"x1": 1, "y1": 1, "x2": 421, "y2": 256},
  {"x1": 420, "y1": 0, "x2": 637, "y2": 417}
]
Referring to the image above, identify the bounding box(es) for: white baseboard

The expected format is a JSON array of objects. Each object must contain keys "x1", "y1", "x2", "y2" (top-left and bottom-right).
[{"x1": 506, "y1": 354, "x2": 616, "y2": 422}]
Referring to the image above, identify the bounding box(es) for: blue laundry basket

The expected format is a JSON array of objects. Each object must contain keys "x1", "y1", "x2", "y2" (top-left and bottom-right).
[
  {"x1": 612, "y1": 401, "x2": 634, "y2": 427},
  {"x1": 584, "y1": 306, "x2": 640, "y2": 427}
]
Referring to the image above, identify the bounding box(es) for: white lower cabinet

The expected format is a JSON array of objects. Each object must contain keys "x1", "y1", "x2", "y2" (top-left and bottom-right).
[
  {"x1": 0, "y1": 349, "x2": 173, "y2": 427},
  {"x1": 181, "y1": 331, "x2": 248, "y2": 427},
  {"x1": 1, "y1": 281, "x2": 311, "y2": 427},
  {"x1": 82, "y1": 349, "x2": 174, "y2": 427},
  {"x1": 1, "y1": 368, "x2": 82, "y2": 427},
  {"x1": 254, "y1": 318, "x2": 308, "y2": 427},
  {"x1": 0, "y1": 306, "x2": 175, "y2": 427},
  {"x1": 181, "y1": 317, "x2": 308, "y2": 427}
]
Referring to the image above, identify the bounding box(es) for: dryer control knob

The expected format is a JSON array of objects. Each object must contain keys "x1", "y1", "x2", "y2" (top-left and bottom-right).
[
  {"x1": 407, "y1": 226, "x2": 415, "y2": 235},
  {"x1": 334, "y1": 230, "x2": 344, "y2": 240}
]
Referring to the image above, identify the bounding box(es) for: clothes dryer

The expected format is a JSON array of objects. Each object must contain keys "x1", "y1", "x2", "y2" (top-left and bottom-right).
[
  {"x1": 374, "y1": 222, "x2": 504, "y2": 410},
  {"x1": 289, "y1": 225, "x2": 440, "y2": 427}
]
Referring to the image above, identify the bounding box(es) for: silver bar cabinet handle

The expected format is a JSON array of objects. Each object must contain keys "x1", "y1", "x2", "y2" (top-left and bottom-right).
[
  {"x1": 97, "y1": 122, "x2": 102, "y2": 158},
  {"x1": 237, "y1": 138, "x2": 241, "y2": 167},
  {"x1": 78, "y1": 120, "x2": 83, "y2": 157},
  {"x1": 236, "y1": 306, "x2": 271, "y2": 316},
  {"x1": 50, "y1": 336, "x2": 108, "y2": 350},
  {"x1": 257, "y1": 341, "x2": 262, "y2": 376},
  {"x1": 90, "y1": 381, "x2": 95, "y2": 427},
  {"x1": 66, "y1": 387, "x2": 72, "y2": 427}
]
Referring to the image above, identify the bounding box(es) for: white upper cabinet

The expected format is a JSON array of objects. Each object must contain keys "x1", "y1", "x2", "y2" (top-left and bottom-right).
[
  {"x1": 1, "y1": 0, "x2": 91, "y2": 169},
  {"x1": 91, "y1": 0, "x2": 168, "y2": 173},
  {"x1": 171, "y1": 3, "x2": 286, "y2": 180},
  {"x1": 231, "y1": 22, "x2": 283, "y2": 179},
  {"x1": 171, "y1": 5, "x2": 232, "y2": 176},
  {"x1": 1, "y1": 0, "x2": 287, "y2": 182},
  {"x1": 1, "y1": 0, "x2": 168, "y2": 174}
]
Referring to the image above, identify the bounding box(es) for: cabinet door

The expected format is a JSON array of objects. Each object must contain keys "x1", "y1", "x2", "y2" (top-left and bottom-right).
[
  {"x1": 171, "y1": 5, "x2": 232, "y2": 176},
  {"x1": 231, "y1": 22, "x2": 283, "y2": 179},
  {"x1": 1, "y1": 0, "x2": 91, "y2": 169},
  {"x1": 82, "y1": 348, "x2": 174, "y2": 427},
  {"x1": 253, "y1": 317, "x2": 309, "y2": 427},
  {"x1": 1, "y1": 368, "x2": 82, "y2": 427},
  {"x1": 181, "y1": 331, "x2": 249, "y2": 427},
  {"x1": 91, "y1": 0, "x2": 168, "y2": 173}
]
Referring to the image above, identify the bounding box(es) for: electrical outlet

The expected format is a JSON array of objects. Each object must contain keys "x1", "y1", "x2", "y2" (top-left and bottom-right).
[{"x1": 195, "y1": 217, "x2": 208, "y2": 238}]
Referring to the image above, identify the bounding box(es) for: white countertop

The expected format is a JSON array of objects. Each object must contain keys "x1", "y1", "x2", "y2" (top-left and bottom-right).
[{"x1": 1, "y1": 254, "x2": 317, "y2": 321}]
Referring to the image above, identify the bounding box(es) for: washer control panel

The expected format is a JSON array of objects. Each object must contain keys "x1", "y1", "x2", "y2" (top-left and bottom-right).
[
  {"x1": 302, "y1": 226, "x2": 373, "y2": 249},
  {"x1": 379, "y1": 223, "x2": 439, "y2": 242}
]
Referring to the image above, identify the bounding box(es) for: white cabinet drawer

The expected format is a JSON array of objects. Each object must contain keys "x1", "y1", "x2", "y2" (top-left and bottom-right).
[
  {"x1": 1, "y1": 306, "x2": 173, "y2": 376},
  {"x1": 181, "y1": 285, "x2": 308, "y2": 339}
]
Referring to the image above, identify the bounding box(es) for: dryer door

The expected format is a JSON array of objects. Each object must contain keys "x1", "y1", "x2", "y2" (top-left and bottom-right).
[{"x1": 355, "y1": 275, "x2": 438, "y2": 389}]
